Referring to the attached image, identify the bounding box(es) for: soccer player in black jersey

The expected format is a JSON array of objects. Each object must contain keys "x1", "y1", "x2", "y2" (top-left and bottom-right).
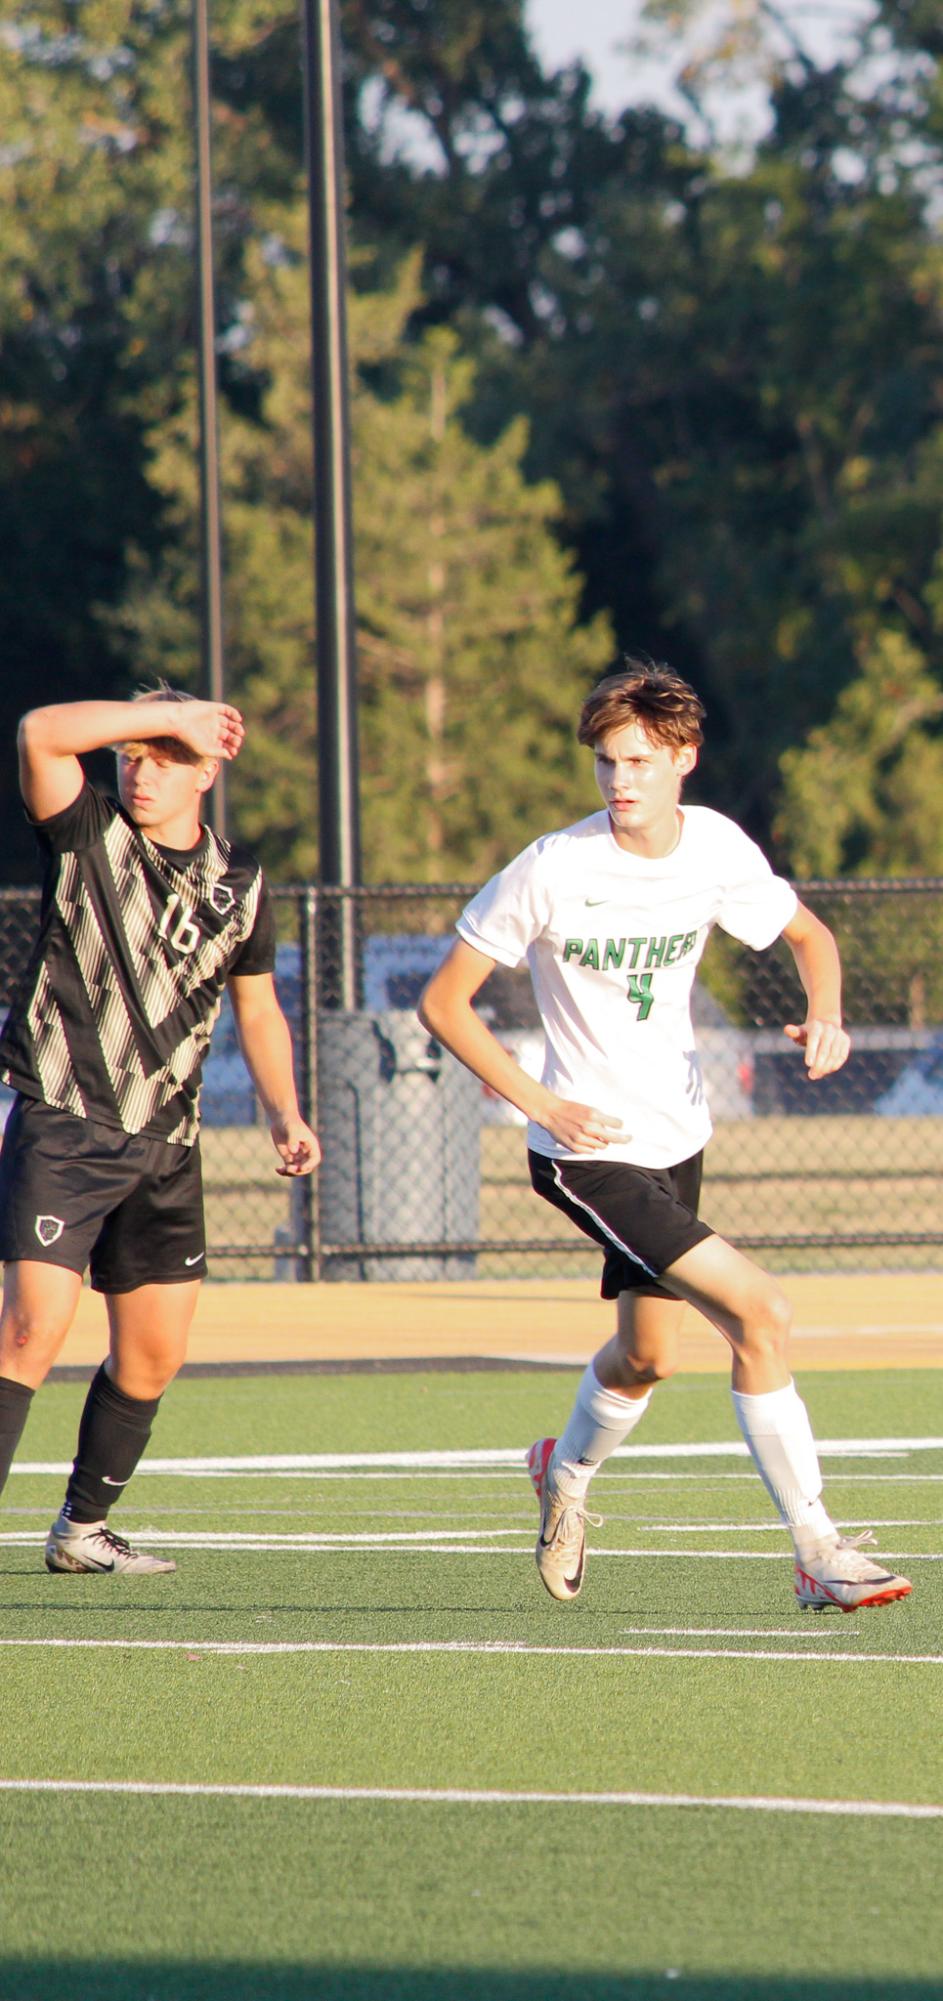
[{"x1": 0, "y1": 688, "x2": 320, "y2": 1574}]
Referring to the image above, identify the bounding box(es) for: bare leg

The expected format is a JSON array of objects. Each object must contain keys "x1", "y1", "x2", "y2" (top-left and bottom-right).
[
  {"x1": 0, "y1": 1260, "x2": 84, "y2": 1388},
  {"x1": 0, "y1": 1261, "x2": 84, "y2": 1498},
  {"x1": 595, "y1": 1291, "x2": 689, "y2": 1395},
  {"x1": 658, "y1": 1234, "x2": 833, "y2": 1544},
  {"x1": 659, "y1": 1234, "x2": 793, "y2": 1393},
  {"x1": 547, "y1": 1291, "x2": 686, "y2": 1501},
  {"x1": 556, "y1": 1234, "x2": 791, "y2": 1490},
  {"x1": 105, "y1": 1278, "x2": 201, "y2": 1397}
]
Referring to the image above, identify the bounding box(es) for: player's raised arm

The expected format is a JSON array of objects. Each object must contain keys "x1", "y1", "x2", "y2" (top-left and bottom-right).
[
  {"x1": 419, "y1": 940, "x2": 623, "y2": 1153},
  {"x1": 227, "y1": 971, "x2": 320, "y2": 1178},
  {"x1": 17, "y1": 696, "x2": 245, "y2": 822},
  {"x1": 780, "y1": 901, "x2": 852, "y2": 1080}
]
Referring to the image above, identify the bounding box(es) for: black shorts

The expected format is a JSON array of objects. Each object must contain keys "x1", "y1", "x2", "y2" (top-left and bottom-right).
[
  {"x1": 0, "y1": 1097, "x2": 206, "y2": 1293},
  {"x1": 529, "y1": 1148, "x2": 713, "y2": 1301}
]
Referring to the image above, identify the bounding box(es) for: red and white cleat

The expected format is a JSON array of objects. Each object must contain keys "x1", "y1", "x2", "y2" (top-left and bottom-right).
[
  {"x1": 795, "y1": 1531, "x2": 912, "y2": 1613},
  {"x1": 527, "y1": 1437, "x2": 600, "y2": 1603}
]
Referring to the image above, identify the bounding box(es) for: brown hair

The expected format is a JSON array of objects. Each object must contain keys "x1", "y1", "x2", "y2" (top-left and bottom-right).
[{"x1": 577, "y1": 662, "x2": 705, "y2": 751}]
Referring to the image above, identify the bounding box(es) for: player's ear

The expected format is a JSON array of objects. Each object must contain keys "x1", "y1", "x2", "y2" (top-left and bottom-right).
[
  {"x1": 196, "y1": 758, "x2": 219, "y2": 795},
  {"x1": 676, "y1": 744, "x2": 698, "y2": 778}
]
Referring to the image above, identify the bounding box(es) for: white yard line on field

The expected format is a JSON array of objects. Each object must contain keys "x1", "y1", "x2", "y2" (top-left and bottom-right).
[
  {"x1": 9, "y1": 1507, "x2": 939, "y2": 1530},
  {"x1": 586, "y1": 1519, "x2": 942, "y2": 1531},
  {"x1": 0, "y1": 1636, "x2": 937, "y2": 1663},
  {"x1": 10, "y1": 1438, "x2": 943, "y2": 1477},
  {"x1": 0, "y1": 1777, "x2": 939, "y2": 1818},
  {"x1": 1, "y1": 1531, "x2": 939, "y2": 1559}
]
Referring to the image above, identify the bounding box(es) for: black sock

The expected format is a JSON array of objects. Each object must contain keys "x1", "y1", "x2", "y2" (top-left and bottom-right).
[
  {"x1": 61, "y1": 1365, "x2": 162, "y2": 1525},
  {"x1": 0, "y1": 1377, "x2": 34, "y2": 1499}
]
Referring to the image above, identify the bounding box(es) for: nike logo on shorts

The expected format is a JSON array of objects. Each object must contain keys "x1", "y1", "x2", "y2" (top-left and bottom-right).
[{"x1": 185, "y1": 1252, "x2": 205, "y2": 1267}]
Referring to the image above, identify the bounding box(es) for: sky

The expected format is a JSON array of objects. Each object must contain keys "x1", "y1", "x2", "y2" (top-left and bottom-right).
[
  {"x1": 366, "y1": 0, "x2": 880, "y2": 170},
  {"x1": 525, "y1": 0, "x2": 878, "y2": 136},
  {"x1": 526, "y1": 0, "x2": 679, "y2": 115}
]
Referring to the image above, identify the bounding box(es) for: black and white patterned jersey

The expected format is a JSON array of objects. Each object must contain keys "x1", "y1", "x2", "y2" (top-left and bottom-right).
[{"x1": 0, "y1": 783, "x2": 276, "y2": 1145}]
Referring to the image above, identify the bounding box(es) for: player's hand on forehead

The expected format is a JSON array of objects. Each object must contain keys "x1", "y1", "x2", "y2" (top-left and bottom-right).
[{"x1": 173, "y1": 701, "x2": 245, "y2": 762}]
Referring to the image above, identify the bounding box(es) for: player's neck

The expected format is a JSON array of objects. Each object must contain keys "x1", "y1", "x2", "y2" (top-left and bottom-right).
[
  {"x1": 139, "y1": 808, "x2": 204, "y2": 851},
  {"x1": 609, "y1": 807, "x2": 683, "y2": 859}
]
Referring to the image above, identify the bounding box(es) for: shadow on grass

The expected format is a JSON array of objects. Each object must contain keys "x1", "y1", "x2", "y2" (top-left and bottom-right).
[{"x1": 0, "y1": 1967, "x2": 939, "y2": 2000}]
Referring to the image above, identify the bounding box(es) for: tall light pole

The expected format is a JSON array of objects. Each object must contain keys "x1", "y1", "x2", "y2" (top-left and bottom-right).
[
  {"x1": 300, "y1": 0, "x2": 362, "y2": 1007},
  {"x1": 193, "y1": 0, "x2": 226, "y2": 836}
]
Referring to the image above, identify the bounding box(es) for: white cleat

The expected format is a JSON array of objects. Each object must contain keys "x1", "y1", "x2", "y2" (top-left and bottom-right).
[
  {"x1": 527, "y1": 1437, "x2": 601, "y2": 1603},
  {"x1": 45, "y1": 1517, "x2": 176, "y2": 1577},
  {"x1": 795, "y1": 1531, "x2": 911, "y2": 1613}
]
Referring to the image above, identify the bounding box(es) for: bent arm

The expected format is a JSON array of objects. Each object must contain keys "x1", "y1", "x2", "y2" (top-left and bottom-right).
[
  {"x1": 227, "y1": 972, "x2": 320, "y2": 1175},
  {"x1": 17, "y1": 699, "x2": 244, "y2": 821},
  {"x1": 780, "y1": 901, "x2": 851, "y2": 1079},
  {"x1": 418, "y1": 940, "x2": 624, "y2": 1153}
]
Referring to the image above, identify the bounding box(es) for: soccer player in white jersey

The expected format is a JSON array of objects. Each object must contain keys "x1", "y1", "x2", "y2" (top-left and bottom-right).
[
  {"x1": 420, "y1": 663, "x2": 912, "y2": 1613},
  {"x1": 0, "y1": 688, "x2": 319, "y2": 1575}
]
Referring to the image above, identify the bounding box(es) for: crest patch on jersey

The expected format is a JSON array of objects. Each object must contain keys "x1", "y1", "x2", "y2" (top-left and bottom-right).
[{"x1": 208, "y1": 882, "x2": 235, "y2": 915}]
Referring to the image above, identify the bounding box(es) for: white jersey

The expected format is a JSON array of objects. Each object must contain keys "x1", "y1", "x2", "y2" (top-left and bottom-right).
[{"x1": 457, "y1": 806, "x2": 797, "y2": 1168}]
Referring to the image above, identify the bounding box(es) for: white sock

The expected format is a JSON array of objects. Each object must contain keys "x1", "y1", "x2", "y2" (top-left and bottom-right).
[
  {"x1": 731, "y1": 1381, "x2": 836, "y2": 1555},
  {"x1": 551, "y1": 1364, "x2": 653, "y2": 1498}
]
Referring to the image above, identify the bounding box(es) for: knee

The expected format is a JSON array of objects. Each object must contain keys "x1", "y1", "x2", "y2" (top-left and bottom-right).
[
  {"x1": 736, "y1": 1284, "x2": 792, "y2": 1365},
  {"x1": 613, "y1": 1347, "x2": 678, "y2": 1389},
  {"x1": 0, "y1": 1304, "x2": 67, "y2": 1381},
  {"x1": 110, "y1": 1354, "x2": 182, "y2": 1401},
  {"x1": 0, "y1": 1302, "x2": 64, "y2": 1351}
]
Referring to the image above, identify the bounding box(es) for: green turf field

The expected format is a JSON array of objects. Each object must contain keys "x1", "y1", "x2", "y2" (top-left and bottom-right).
[{"x1": 1, "y1": 1365, "x2": 941, "y2": 1999}]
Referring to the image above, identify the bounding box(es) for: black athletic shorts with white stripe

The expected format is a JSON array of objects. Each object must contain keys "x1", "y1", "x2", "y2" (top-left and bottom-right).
[
  {"x1": 528, "y1": 1148, "x2": 714, "y2": 1301},
  {"x1": 0, "y1": 1096, "x2": 206, "y2": 1294}
]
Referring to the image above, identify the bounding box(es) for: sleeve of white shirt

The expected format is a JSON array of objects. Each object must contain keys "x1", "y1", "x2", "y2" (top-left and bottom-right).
[
  {"x1": 716, "y1": 823, "x2": 798, "y2": 951},
  {"x1": 456, "y1": 839, "x2": 551, "y2": 969}
]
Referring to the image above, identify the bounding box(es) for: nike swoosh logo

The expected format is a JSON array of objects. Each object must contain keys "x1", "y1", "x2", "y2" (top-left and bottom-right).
[
  {"x1": 584, "y1": 898, "x2": 607, "y2": 907},
  {"x1": 823, "y1": 1573, "x2": 889, "y2": 1587},
  {"x1": 101, "y1": 1476, "x2": 127, "y2": 1487},
  {"x1": 185, "y1": 1253, "x2": 205, "y2": 1266}
]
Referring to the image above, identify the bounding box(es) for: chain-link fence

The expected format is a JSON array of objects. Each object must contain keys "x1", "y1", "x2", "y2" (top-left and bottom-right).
[{"x1": 2, "y1": 880, "x2": 942, "y2": 1278}]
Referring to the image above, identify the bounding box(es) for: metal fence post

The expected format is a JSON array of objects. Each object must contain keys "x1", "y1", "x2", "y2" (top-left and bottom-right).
[{"x1": 297, "y1": 885, "x2": 322, "y2": 1281}]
